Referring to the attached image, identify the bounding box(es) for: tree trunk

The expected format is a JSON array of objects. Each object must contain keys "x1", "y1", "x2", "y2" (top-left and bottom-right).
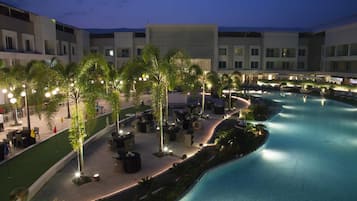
[
  {"x1": 229, "y1": 89, "x2": 232, "y2": 110},
  {"x1": 75, "y1": 99, "x2": 84, "y2": 175},
  {"x1": 78, "y1": 138, "x2": 84, "y2": 174},
  {"x1": 201, "y1": 83, "x2": 205, "y2": 115},
  {"x1": 159, "y1": 98, "x2": 164, "y2": 153},
  {"x1": 116, "y1": 112, "x2": 120, "y2": 134},
  {"x1": 66, "y1": 94, "x2": 71, "y2": 119},
  {"x1": 165, "y1": 86, "x2": 168, "y2": 123}
]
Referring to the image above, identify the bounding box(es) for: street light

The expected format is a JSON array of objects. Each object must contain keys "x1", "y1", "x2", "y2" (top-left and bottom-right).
[
  {"x1": 45, "y1": 92, "x2": 51, "y2": 98},
  {"x1": 21, "y1": 89, "x2": 31, "y2": 130},
  {"x1": 9, "y1": 97, "x2": 20, "y2": 125}
]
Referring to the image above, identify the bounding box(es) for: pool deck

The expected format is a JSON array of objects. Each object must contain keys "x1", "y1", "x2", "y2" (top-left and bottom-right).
[{"x1": 31, "y1": 100, "x2": 249, "y2": 201}]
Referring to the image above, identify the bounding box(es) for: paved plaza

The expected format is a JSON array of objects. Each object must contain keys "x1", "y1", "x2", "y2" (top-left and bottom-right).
[{"x1": 1, "y1": 94, "x2": 249, "y2": 201}]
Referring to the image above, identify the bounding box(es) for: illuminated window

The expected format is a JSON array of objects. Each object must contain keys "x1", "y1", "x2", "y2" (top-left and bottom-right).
[
  {"x1": 105, "y1": 49, "x2": 114, "y2": 57},
  {"x1": 234, "y1": 48, "x2": 243, "y2": 56}
]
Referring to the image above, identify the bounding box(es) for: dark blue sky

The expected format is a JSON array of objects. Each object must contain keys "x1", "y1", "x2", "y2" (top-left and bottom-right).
[{"x1": 5, "y1": 0, "x2": 357, "y2": 29}]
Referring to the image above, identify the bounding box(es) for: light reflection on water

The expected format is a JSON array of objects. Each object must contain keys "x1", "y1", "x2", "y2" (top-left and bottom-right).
[{"x1": 181, "y1": 92, "x2": 357, "y2": 201}]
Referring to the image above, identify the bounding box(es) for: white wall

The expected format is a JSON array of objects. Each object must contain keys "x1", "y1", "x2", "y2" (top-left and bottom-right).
[
  {"x1": 325, "y1": 23, "x2": 357, "y2": 45},
  {"x1": 32, "y1": 15, "x2": 56, "y2": 54},
  {"x1": 263, "y1": 32, "x2": 299, "y2": 48}
]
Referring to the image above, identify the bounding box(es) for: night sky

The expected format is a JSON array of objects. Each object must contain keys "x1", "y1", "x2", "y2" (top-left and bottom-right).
[{"x1": 4, "y1": 0, "x2": 357, "y2": 29}]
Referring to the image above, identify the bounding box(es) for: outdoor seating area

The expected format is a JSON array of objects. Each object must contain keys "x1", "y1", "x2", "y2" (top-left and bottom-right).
[{"x1": 6, "y1": 128, "x2": 36, "y2": 149}]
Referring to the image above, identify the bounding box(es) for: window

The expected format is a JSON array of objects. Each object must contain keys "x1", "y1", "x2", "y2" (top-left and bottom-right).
[
  {"x1": 250, "y1": 61, "x2": 258, "y2": 69},
  {"x1": 266, "y1": 61, "x2": 274, "y2": 70},
  {"x1": 266, "y1": 48, "x2": 279, "y2": 57},
  {"x1": 218, "y1": 61, "x2": 227, "y2": 69},
  {"x1": 137, "y1": 48, "x2": 142, "y2": 56},
  {"x1": 105, "y1": 49, "x2": 114, "y2": 57},
  {"x1": 63, "y1": 45, "x2": 67, "y2": 55},
  {"x1": 234, "y1": 61, "x2": 243, "y2": 69},
  {"x1": 282, "y1": 62, "x2": 290, "y2": 70},
  {"x1": 25, "y1": 40, "x2": 31, "y2": 51},
  {"x1": 281, "y1": 48, "x2": 296, "y2": 57},
  {"x1": 350, "y1": 44, "x2": 357, "y2": 56},
  {"x1": 5, "y1": 36, "x2": 13, "y2": 49},
  {"x1": 298, "y1": 49, "x2": 306, "y2": 56},
  {"x1": 72, "y1": 46, "x2": 75, "y2": 56},
  {"x1": 90, "y1": 49, "x2": 98, "y2": 53},
  {"x1": 336, "y1": 44, "x2": 348, "y2": 56},
  {"x1": 251, "y1": 48, "x2": 259, "y2": 56},
  {"x1": 218, "y1": 48, "x2": 227, "y2": 56},
  {"x1": 298, "y1": 62, "x2": 305, "y2": 69},
  {"x1": 234, "y1": 48, "x2": 243, "y2": 56},
  {"x1": 118, "y1": 48, "x2": 130, "y2": 57}
]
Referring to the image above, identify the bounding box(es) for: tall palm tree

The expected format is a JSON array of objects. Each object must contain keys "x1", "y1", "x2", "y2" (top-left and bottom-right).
[
  {"x1": 106, "y1": 64, "x2": 122, "y2": 134},
  {"x1": 0, "y1": 61, "x2": 63, "y2": 129},
  {"x1": 122, "y1": 45, "x2": 187, "y2": 153},
  {"x1": 53, "y1": 62, "x2": 79, "y2": 119},
  {"x1": 162, "y1": 49, "x2": 188, "y2": 122},
  {"x1": 222, "y1": 71, "x2": 242, "y2": 110},
  {"x1": 185, "y1": 64, "x2": 206, "y2": 114},
  {"x1": 69, "y1": 53, "x2": 110, "y2": 176},
  {"x1": 206, "y1": 71, "x2": 222, "y2": 98}
]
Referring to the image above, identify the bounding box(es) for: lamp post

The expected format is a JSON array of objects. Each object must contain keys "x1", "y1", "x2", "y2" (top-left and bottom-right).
[
  {"x1": 21, "y1": 89, "x2": 31, "y2": 130},
  {"x1": 8, "y1": 93, "x2": 20, "y2": 125}
]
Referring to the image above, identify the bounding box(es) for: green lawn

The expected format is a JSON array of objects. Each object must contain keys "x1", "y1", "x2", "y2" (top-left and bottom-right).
[{"x1": 0, "y1": 105, "x2": 150, "y2": 201}]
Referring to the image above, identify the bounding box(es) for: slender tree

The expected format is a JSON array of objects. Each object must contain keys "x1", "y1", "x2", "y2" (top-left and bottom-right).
[
  {"x1": 106, "y1": 64, "x2": 122, "y2": 134},
  {"x1": 53, "y1": 62, "x2": 79, "y2": 119},
  {"x1": 0, "y1": 61, "x2": 64, "y2": 129},
  {"x1": 122, "y1": 45, "x2": 172, "y2": 153},
  {"x1": 68, "y1": 53, "x2": 110, "y2": 176}
]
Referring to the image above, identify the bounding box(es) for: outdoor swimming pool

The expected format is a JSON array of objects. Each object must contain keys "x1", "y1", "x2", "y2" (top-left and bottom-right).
[{"x1": 181, "y1": 92, "x2": 357, "y2": 201}]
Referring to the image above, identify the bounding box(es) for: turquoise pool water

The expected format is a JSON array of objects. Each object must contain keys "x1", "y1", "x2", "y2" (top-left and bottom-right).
[{"x1": 181, "y1": 92, "x2": 357, "y2": 201}]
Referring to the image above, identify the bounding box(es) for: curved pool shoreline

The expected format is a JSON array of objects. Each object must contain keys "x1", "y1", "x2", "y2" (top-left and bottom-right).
[{"x1": 180, "y1": 92, "x2": 357, "y2": 201}]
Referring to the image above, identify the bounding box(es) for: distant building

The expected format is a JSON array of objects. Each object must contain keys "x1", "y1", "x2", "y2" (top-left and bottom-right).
[{"x1": 1, "y1": 2, "x2": 357, "y2": 85}]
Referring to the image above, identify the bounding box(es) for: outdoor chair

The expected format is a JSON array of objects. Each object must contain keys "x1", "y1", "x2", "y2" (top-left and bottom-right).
[
  {"x1": 6, "y1": 131, "x2": 16, "y2": 145},
  {"x1": 15, "y1": 133, "x2": 24, "y2": 147}
]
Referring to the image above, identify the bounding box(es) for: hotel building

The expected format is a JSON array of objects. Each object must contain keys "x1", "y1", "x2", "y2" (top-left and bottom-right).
[{"x1": 1, "y1": 2, "x2": 357, "y2": 86}]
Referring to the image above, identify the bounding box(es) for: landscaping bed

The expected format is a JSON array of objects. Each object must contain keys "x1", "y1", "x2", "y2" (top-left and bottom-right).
[{"x1": 100, "y1": 118, "x2": 269, "y2": 201}]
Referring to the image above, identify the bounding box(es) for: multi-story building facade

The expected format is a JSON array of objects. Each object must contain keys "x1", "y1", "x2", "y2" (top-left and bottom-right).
[
  {"x1": 1, "y1": 2, "x2": 357, "y2": 85},
  {"x1": 0, "y1": 2, "x2": 89, "y2": 67}
]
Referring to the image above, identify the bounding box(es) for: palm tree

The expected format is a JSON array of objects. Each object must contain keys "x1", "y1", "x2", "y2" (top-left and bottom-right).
[
  {"x1": 185, "y1": 64, "x2": 207, "y2": 115},
  {"x1": 0, "y1": 61, "x2": 64, "y2": 129},
  {"x1": 53, "y1": 62, "x2": 79, "y2": 119},
  {"x1": 162, "y1": 49, "x2": 187, "y2": 122},
  {"x1": 206, "y1": 71, "x2": 222, "y2": 98},
  {"x1": 106, "y1": 64, "x2": 122, "y2": 134},
  {"x1": 221, "y1": 71, "x2": 242, "y2": 110},
  {"x1": 121, "y1": 45, "x2": 186, "y2": 153},
  {"x1": 141, "y1": 45, "x2": 167, "y2": 153},
  {"x1": 69, "y1": 53, "x2": 110, "y2": 177}
]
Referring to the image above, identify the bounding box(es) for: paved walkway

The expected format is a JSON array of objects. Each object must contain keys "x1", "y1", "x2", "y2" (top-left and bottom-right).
[
  {"x1": 0, "y1": 94, "x2": 151, "y2": 160},
  {"x1": 31, "y1": 100, "x2": 250, "y2": 201}
]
